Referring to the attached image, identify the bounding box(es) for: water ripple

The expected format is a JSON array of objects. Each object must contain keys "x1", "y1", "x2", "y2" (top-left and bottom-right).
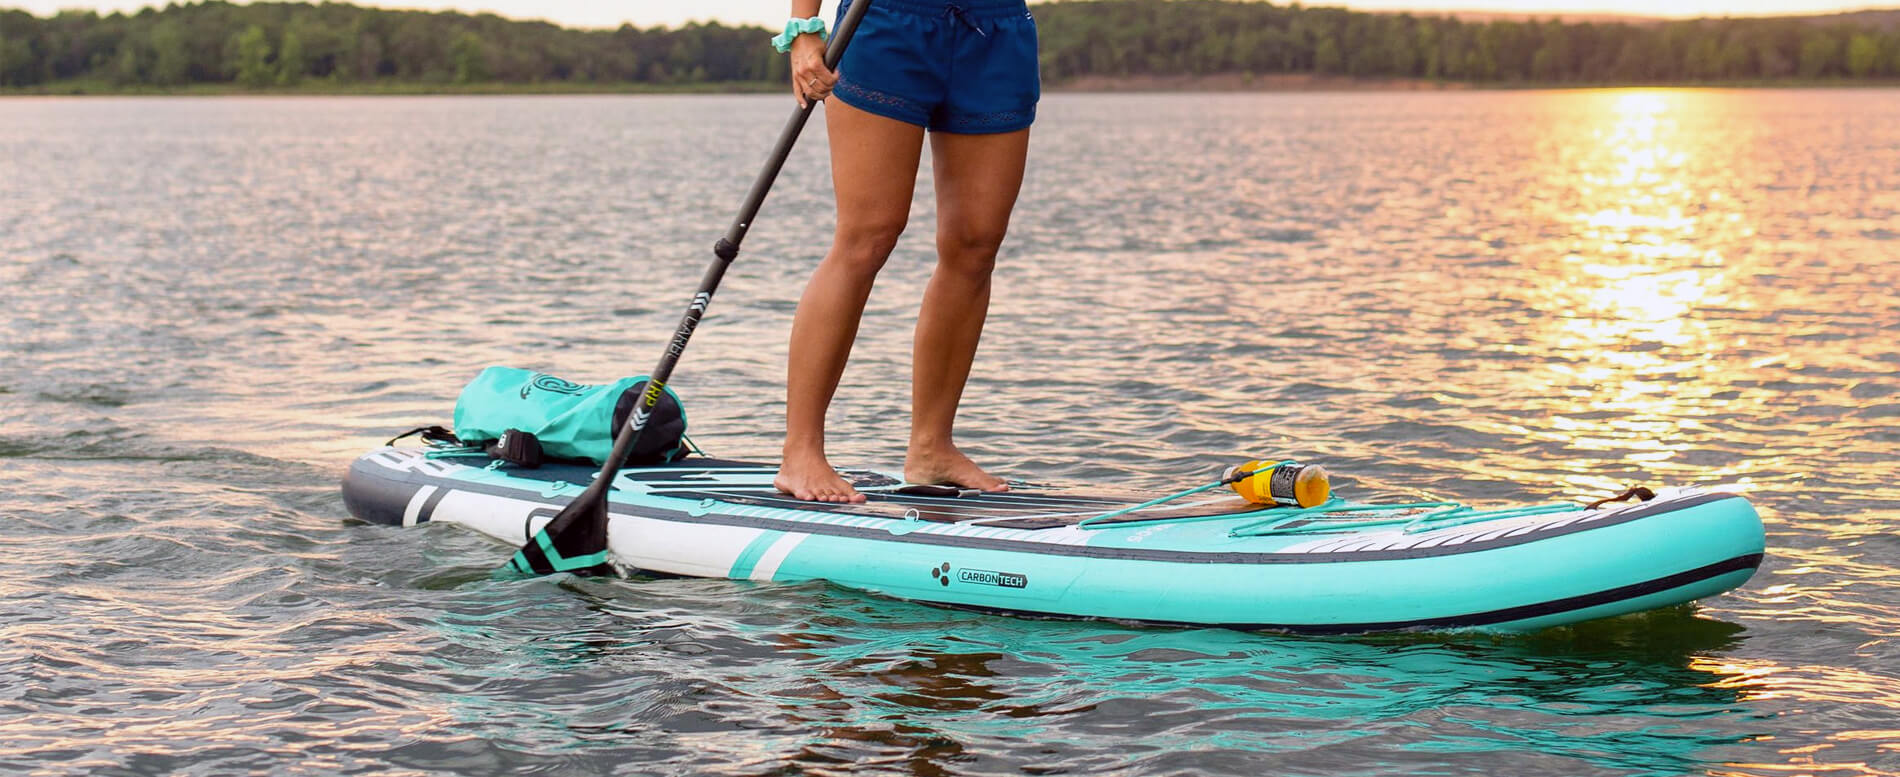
[{"x1": 1, "y1": 90, "x2": 1897, "y2": 775}]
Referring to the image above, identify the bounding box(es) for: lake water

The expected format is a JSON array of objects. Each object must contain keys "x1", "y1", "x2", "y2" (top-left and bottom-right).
[{"x1": 2, "y1": 90, "x2": 1897, "y2": 776}]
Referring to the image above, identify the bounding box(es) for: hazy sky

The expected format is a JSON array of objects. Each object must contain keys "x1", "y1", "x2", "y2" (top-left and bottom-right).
[{"x1": 10, "y1": 0, "x2": 1885, "y2": 28}]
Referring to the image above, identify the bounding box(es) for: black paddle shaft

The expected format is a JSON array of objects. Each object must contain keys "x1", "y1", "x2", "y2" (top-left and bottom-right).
[
  {"x1": 505, "y1": 3, "x2": 875, "y2": 577},
  {"x1": 589, "y1": 0, "x2": 872, "y2": 501}
]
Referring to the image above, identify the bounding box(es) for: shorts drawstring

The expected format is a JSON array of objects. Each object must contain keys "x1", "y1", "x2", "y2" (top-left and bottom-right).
[{"x1": 943, "y1": 4, "x2": 988, "y2": 36}]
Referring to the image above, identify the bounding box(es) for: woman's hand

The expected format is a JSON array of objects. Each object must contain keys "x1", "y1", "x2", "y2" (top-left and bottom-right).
[{"x1": 789, "y1": 33, "x2": 836, "y2": 109}]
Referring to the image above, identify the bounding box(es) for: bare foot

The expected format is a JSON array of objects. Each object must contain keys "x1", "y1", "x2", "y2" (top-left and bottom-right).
[
  {"x1": 775, "y1": 452, "x2": 866, "y2": 503},
  {"x1": 905, "y1": 443, "x2": 1009, "y2": 492}
]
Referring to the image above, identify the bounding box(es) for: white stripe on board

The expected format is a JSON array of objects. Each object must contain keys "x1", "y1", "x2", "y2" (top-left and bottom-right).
[
  {"x1": 402, "y1": 485, "x2": 438, "y2": 527},
  {"x1": 749, "y1": 532, "x2": 808, "y2": 582},
  {"x1": 608, "y1": 518, "x2": 770, "y2": 579}
]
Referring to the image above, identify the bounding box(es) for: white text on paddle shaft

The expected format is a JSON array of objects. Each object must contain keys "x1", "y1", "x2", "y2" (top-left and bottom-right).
[{"x1": 667, "y1": 293, "x2": 714, "y2": 359}]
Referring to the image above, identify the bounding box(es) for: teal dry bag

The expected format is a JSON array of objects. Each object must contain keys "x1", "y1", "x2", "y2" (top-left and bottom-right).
[{"x1": 451, "y1": 366, "x2": 688, "y2": 466}]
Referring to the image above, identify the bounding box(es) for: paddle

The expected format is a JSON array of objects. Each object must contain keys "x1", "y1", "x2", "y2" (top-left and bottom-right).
[{"x1": 502, "y1": 0, "x2": 875, "y2": 577}]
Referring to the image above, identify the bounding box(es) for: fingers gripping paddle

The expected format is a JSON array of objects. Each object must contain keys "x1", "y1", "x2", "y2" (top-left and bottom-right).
[{"x1": 503, "y1": 0, "x2": 875, "y2": 578}]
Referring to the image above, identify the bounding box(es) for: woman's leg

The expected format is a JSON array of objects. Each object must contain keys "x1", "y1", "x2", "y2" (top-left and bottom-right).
[
  {"x1": 776, "y1": 99, "x2": 925, "y2": 503},
  {"x1": 906, "y1": 127, "x2": 1030, "y2": 490}
]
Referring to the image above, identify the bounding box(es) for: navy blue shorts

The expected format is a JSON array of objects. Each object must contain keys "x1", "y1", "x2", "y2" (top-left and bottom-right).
[{"x1": 832, "y1": 0, "x2": 1040, "y2": 134}]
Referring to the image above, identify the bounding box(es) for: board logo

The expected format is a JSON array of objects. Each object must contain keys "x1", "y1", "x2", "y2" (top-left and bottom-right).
[{"x1": 929, "y1": 562, "x2": 1026, "y2": 589}]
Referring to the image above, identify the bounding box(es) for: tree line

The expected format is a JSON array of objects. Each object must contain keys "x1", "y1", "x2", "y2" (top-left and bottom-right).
[
  {"x1": 3, "y1": 0, "x2": 1899, "y2": 90},
  {"x1": 0, "y1": 1, "x2": 778, "y2": 88},
  {"x1": 1036, "y1": 3, "x2": 1900, "y2": 82}
]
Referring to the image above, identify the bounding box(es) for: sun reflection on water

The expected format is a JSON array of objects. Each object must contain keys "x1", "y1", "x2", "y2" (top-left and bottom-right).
[
  {"x1": 1506, "y1": 90, "x2": 1758, "y2": 486},
  {"x1": 1695, "y1": 655, "x2": 1900, "y2": 776}
]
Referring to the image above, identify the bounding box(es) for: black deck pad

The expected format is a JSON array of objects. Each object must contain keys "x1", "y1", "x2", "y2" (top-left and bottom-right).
[
  {"x1": 468, "y1": 457, "x2": 1273, "y2": 529},
  {"x1": 654, "y1": 488, "x2": 1273, "y2": 529}
]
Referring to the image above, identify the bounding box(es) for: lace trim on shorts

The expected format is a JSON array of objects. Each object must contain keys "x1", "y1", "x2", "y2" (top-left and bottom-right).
[
  {"x1": 835, "y1": 77, "x2": 928, "y2": 125},
  {"x1": 940, "y1": 104, "x2": 1036, "y2": 133}
]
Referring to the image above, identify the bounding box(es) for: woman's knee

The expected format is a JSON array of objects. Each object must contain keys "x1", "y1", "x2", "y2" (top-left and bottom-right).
[
  {"x1": 829, "y1": 216, "x2": 908, "y2": 275},
  {"x1": 937, "y1": 222, "x2": 1007, "y2": 275}
]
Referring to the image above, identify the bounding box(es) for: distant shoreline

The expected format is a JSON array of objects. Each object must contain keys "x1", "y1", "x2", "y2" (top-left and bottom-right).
[
  {"x1": 1055, "y1": 73, "x2": 1900, "y2": 92},
  {"x1": 5, "y1": 74, "x2": 1898, "y2": 97},
  {"x1": 8, "y1": 0, "x2": 1897, "y2": 98},
  {"x1": 0, "y1": 80, "x2": 786, "y2": 97}
]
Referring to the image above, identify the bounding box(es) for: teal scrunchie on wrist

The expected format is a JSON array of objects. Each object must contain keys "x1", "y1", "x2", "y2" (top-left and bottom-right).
[{"x1": 772, "y1": 17, "x2": 827, "y2": 53}]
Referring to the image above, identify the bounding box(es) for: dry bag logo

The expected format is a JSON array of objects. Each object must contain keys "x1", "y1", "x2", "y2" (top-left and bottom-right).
[
  {"x1": 929, "y1": 561, "x2": 1026, "y2": 589},
  {"x1": 525, "y1": 374, "x2": 586, "y2": 398}
]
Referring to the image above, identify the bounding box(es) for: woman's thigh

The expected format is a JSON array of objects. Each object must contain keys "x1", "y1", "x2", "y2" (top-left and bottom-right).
[
  {"x1": 826, "y1": 98, "x2": 927, "y2": 242},
  {"x1": 929, "y1": 128, "x2": 1030, "y2": 254}
]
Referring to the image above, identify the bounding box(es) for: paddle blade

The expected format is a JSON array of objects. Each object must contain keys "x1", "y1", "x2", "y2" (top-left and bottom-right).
[{"x1": 499, "y1": 491, "x2": 616, "y2": 578}]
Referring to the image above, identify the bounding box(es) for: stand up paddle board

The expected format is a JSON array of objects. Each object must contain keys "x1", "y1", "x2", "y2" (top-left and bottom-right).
[{"x1": 342, "y1": 447, "x2": 1764, "y2": 633}]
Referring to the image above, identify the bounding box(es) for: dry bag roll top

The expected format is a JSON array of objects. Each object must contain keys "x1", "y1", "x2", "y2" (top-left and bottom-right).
[{"x1": 452, "y1": 366, "x2": 688, "y2": 467}]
